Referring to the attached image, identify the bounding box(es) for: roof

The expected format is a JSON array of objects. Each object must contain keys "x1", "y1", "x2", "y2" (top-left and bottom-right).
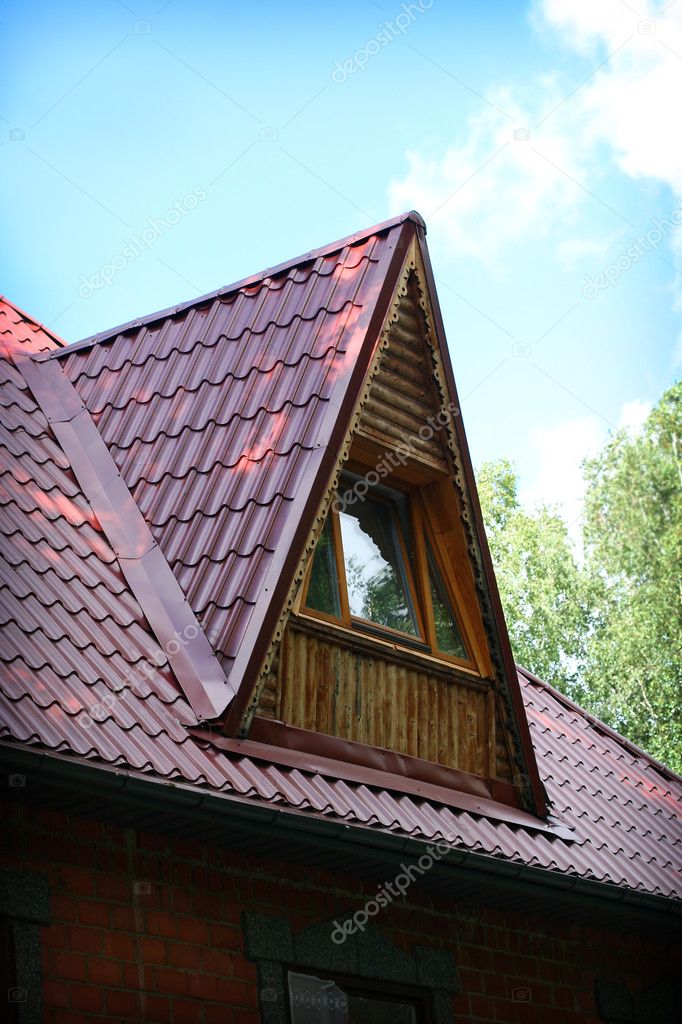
[
  {"x1": 1, "y1": 228, "x2": 681, "y2": 906},
  {"x1": 57, "y1": 214, "x2": 415, "y2": 721},
  {"x1": 0, "y1": 299, "x2": 231, "y2": 776},
  {"x1": 0, "y1": 296, "x2": 65, "y2": 355}
]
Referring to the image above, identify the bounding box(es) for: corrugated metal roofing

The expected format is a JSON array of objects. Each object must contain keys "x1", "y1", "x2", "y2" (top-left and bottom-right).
[
  {"x1": 1, "y1": 248, "x2": 681, "y2": 903},
  {"x1": 58, "y1": 229, "x2": 402, "y2": 686},
  {"x1": 0, "y1": 296, "x2": 65, "y2": 355},
  {"x1": 0, "y1": 300, "x2": 226, "y2": 782}
]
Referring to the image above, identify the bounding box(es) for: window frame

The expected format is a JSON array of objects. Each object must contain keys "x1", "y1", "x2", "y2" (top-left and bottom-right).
[
  {"x1": 285, "y1": 965, "x2": 431, "y2": 1023},
  {"x1": 300, "y1": 470, "x2": 474, "y2": 672},
  {"x1": 338, "y1": 482, "x2": 426, "y2": 643},
  {"x1": 241, "y1": 911, "x2": 458, "y2": 1024}
]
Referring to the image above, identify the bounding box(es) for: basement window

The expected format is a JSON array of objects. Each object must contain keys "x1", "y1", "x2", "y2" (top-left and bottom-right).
[{"x1": 303, "y1": 473, "x2": 470, "y2": 666}]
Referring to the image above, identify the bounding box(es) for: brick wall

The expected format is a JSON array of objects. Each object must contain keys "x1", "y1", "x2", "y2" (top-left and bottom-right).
[{"x1": 0, "y1": 799, "x2": 678, "y2": 1023}]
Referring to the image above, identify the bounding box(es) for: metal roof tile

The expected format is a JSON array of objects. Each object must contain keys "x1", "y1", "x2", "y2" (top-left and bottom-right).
[{"x1": 1, "y1": 237, "x2": 680, "y2": 903}]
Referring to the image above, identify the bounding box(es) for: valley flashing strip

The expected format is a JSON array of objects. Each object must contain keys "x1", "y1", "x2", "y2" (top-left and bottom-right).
[{"x1": 18, "y1": 351, "x2": 234, "y2": 721}]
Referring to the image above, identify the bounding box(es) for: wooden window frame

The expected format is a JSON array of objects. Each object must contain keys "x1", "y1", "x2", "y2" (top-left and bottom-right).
[
  {"x1": 301, "y1": 470, "x2": 476, "y2": 673},
  {"x1": 411, "y1": 493, "x2": 473, "y2": 670}
]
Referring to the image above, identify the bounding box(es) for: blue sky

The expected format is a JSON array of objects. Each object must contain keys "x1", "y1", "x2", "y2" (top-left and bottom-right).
[{"x1": 2, "y1": 0, "x2": 680, "y2": 539}]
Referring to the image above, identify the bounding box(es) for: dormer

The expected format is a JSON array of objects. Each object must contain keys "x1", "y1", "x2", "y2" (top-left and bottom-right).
[
  {"x1": 236, "y1": 231, "x2": 545, "y2": 819},
  {"x1": 59, "y1": 211, "x2": 547, "y2": 822}
]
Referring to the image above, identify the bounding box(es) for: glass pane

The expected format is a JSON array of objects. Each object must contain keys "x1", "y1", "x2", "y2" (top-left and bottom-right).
[
  {"x1": 306, "y1": 517, "x2": 341, "y2": 617},
  {"x1": 338, "y1": 495, "x2": 418, "y2": 636},
  {"x1": 427, "y1": 539, "x2": 467, "y2": 659},
  {"x1": 348, "y1": 995, "x2": 417, "y2": 1024},
  {"x1": 287, "y1": 972, "x2": 418, "y2": 1024},
  {"x1": 288, "y1": 971, "x2": 348, "y2": 1023}
]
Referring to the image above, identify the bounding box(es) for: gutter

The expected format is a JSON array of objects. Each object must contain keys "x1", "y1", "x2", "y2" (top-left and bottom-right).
[{"x1": 1, "y1": 744, "x2": 679, "y2": 930}]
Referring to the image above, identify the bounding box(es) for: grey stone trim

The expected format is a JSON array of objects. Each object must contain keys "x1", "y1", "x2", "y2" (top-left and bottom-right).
[
  {"x1": 242, "y1": 911, "x2": 457, "y2": 1024},
  {"x1": 0, "y1": 872, "x2": 50, "y2": 925},
  {"x1": 0, "y1": 871, "x2": 51, "y2": 1024}
]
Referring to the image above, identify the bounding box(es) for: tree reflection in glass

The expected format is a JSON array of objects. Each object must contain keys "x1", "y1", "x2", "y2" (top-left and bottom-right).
[{"x1": 338, "y1": 496, "x2": 418, "y2": 636}]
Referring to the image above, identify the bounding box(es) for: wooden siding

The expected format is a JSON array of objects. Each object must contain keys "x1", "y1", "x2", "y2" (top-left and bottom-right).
[
  {"x1": 269, "y1": 620, "x2": 492, "y2": 776},
  {"x1": 356, "y1": 275, "x2": 447, "y2": 468}
]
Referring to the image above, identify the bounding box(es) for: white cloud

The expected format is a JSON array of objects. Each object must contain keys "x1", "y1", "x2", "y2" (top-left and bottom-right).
[
  {"x1": 389, "y1": 0, "x2": 682, "y2": 265},
  {"x1": 538, "y1": 0, "x2": 682, "y2": 194},
  {"x1": 388, "y1": 97, "x2": 585, "y2": 267},
  {"x1": 519, "y1": 415, "x2": 604, "y2": 546},
  {"x1": 618, "y1": 398, "x2": 651, "y2": 433},
  {"x1": 518, "y1": 398, "x2": 653, "y2": 550},
  {"x1": 556, "y1": 233, "x2": 620, "y2": 267}
]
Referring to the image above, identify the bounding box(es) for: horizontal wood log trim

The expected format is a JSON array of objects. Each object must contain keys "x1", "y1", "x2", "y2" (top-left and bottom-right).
[{"x1": 352, "y1": 426, "x2": 448, "y2": 475}]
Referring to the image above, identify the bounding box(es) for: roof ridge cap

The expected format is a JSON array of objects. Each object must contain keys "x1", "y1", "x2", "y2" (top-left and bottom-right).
[{"x1": 52, "y1": 211, "x2": 425, "y2": 359}]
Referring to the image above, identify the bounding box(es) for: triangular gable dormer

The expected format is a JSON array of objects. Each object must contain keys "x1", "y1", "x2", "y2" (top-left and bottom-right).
[
  {"x1": 230, "y1": 231, "x2": 546, "y2": 818},
  {"x1": 55, "y1": 211, "x2": 545, "y2": 821}
]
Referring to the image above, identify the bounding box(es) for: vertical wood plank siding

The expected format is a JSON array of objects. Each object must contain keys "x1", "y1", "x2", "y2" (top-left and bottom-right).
[{"x1": 275, "y1": 624, "x2": 490, "y2": 775}]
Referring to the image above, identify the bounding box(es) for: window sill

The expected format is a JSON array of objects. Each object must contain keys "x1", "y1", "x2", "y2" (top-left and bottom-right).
[{"x1": 291, "y1": 610, "x2": 483, "y2": 685}]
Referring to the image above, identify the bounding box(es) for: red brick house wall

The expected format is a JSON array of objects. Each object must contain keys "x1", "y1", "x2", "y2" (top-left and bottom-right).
[{"x1": 2, "y1": 799, "x2": 678, "y2": 1024}]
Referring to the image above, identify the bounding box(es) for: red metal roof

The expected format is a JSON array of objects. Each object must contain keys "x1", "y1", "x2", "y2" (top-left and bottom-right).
[
  {"x1": 1, "y1": 242, "x2": 681, "y2": 903},
  {"x1": 0, "y1": 296, "x2": 65, "y2": 354},
  {"x1": 0, "y1": 303, "x2": 227, "y2": 780},
  {"x1": 50, "y1": 213, "x2": 544, "y2": 815},
  {"x1": 58, "y1": 220, "x2": 412, "y2": 703}
]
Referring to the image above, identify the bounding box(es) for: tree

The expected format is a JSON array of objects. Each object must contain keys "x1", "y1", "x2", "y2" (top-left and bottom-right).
[
  {"x1": 580, "y1": 381, "x2": 682, "y2": 771},
  {"x1": 476, "y1": 382, "x2": 682, "y2": 773},
  {"x1": 476, "y1": 459, "x2": 589, "y2": 691}
]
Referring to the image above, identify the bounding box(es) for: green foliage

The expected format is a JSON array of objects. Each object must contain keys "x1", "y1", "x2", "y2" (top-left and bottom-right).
[
  {"x1": 476, "y1": 459, "x2": 589, "y2": 690},
  {"x1": 580, "y1": 381, "x2": 682, "y2": 772},
  {"x1": 477, "y1": 381, "x2": 682, "y2": 773}
]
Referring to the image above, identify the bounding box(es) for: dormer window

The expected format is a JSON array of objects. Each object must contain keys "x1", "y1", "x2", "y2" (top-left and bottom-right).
[{"x1": 303, "y1": 473, "x2": 469, "y2": 666}]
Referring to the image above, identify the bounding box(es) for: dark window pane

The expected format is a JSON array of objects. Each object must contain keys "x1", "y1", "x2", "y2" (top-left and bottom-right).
[
  {"x1": 306, "y1": 517, "x2": 341, "y2": 617},
  {"x1": 427, "y1": 539, "x2": 467, "y2": 658},
  {"x1": 338, "y1": 495, "x2": 418, "y2": 635},
  {"x1": 288, "y1": 971, "x2": 348, "y2": 1023},
  {"x1": 348, "y1": 994, "x2": 417, "y2": 1024},
  {"x1": 287, "y1": 972, "x2": 419, "y2": 1024}
]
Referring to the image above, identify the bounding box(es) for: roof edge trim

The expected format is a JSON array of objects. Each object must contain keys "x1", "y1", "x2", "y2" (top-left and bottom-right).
[
  {"x1": 191, "y1": 728, "x2": 575, "y2": 839},
  {"x1": 4, "y1": 744, "x2": 680, "y2": 919},
  {"x1": 0, "y1": 295, "x2": 67, "y2": 349},
  {"x1": 17, "y1": 352, "x2": 235, "y2": 721},
  {"x1": 221, "y1": 218, "x2": 418, "y2": 734},
  {"x1": 55, "y1": 211, "x2": 426, "y2": 357}
]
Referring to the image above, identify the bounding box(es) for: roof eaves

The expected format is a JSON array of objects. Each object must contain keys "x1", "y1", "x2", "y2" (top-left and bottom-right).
[
  {"x1": 3, "y1": 743, "x2": 680, "y2": 924},
  {"x1": 52, "y1": 211, "x2": 427, "y2": 358}
]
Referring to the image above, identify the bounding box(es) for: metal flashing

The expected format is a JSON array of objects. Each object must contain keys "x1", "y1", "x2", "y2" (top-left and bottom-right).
[{"x1": 18, "y1": 352, "x2": 234, "y2": 721}]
